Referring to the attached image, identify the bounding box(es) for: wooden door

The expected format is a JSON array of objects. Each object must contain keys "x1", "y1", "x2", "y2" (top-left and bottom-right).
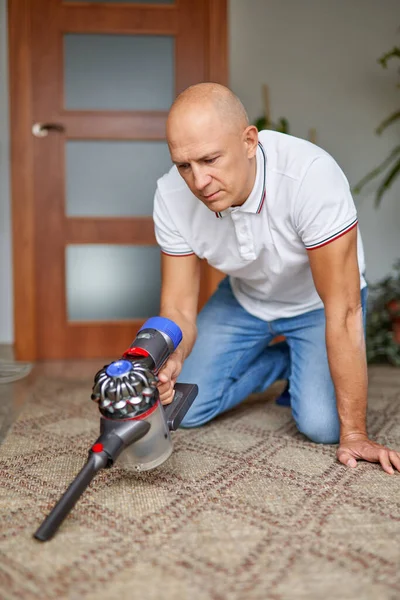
[{"x1": 9, "y1": 0, "x2": 227, "y2": 360}]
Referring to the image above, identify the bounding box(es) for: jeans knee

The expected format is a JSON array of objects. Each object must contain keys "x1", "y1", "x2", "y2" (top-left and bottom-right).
[
  {"x1": 179, "y1": 414, "x2": 203, "y2": 428},
  {"x1": 179, "y1": 403, "x2": 216, "y2": 428},
  {"x1": 296, "y1": 415, "x2": 339, "y2": 444}
]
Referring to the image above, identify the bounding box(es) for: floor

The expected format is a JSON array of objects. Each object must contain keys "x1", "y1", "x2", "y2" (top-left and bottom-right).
[{"x1": 0, "y1": 356, "x2": 399, "y2": 599}]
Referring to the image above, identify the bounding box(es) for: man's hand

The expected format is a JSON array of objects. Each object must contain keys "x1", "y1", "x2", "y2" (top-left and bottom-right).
[
  {"x1": 157, "y1": 351, "x2": 184, "y2": 405},
  {"x1": 337, "y1": 433, "x2": 400, "y2": 474}
]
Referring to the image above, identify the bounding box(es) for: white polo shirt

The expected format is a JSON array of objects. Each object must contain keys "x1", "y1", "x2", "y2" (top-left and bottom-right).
[{"x1": 153, "y1": 130, "x2": 366, "y2": 321}]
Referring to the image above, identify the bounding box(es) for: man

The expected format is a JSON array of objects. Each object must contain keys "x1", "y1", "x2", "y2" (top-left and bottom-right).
[{"x1": 153, "y1": 82, "x2": 400, "y2": 474}]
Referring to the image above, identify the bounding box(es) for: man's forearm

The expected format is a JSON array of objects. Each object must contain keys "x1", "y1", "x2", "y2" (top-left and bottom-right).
[
  {"x1": 326, "y1": 308, "x2": 368, "y2": 440},
  {"x1": 159, "y1": 307, "x2": 197, "y2": 362}
]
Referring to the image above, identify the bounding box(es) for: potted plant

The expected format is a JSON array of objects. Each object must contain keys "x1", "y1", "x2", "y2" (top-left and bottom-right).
[
  {"x1": 353, "y1": 46, "x2": 400, "y2": 205},
  {"x1": 365, "y1": 260, "x2": 400, "y2": 366},
  {"x1": 253, "y1": 84, "x2": 290, "y2": 134},
  {"x1": 352, "y1": 44, "x2": 400, "y2": 365}
]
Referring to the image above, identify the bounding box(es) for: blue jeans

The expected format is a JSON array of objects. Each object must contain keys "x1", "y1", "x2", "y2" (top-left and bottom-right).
[{"x1": 179, "y1": 277, "x2": 368, "y2": 444}]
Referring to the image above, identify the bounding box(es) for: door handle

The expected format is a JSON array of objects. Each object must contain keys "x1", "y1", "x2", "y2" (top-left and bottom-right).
[{"x1": 32, "y1": 122, "x2": 65, "y2": 137}]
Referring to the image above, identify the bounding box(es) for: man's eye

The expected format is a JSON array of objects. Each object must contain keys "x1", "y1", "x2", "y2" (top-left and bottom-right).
[
  {"x1": 205, "y1": 157, "x2": 217, "y2": 164},
  {"x1": 178, "y1": 164, "x2": 190, "y2": 170}
]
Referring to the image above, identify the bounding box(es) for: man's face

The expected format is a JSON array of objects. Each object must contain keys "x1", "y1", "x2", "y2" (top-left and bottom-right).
[{"x1": 167, "y1": 108, "x2": 257, "y2": 212}]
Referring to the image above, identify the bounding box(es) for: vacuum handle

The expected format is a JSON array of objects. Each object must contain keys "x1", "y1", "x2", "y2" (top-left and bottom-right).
[
  {"x1": 34, "y1": 452, "x2": 107, "y2": 542},
  {"x1": 164, "y1": 383, "x2": 198, "y2": 430}
]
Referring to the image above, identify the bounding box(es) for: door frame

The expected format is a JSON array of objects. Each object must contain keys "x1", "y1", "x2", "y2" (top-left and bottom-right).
[{"x1": 8, "y1": 0, "x2": 228, "y2": 361}]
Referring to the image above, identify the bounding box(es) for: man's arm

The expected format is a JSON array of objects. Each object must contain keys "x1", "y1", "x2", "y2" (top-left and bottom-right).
[
  {"x1": 307, "y1": 226, "x2": 400, "y2": 474},
  {"x1": 157, "y1": 252, "x2": 201, "y2": 404}
]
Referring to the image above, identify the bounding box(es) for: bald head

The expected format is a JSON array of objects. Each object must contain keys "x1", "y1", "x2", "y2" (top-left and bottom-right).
[
  {"x1": 167, "y1": 83, "x2": 249, "y2": 140},
  {"x1": 166, "y1": 83, "x2": 258, "y2": 213}
]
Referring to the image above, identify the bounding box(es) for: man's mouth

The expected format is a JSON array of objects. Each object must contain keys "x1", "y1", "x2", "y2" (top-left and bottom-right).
[{"x1": 203, "y1": 191, "x2": 220, "y2": 201}]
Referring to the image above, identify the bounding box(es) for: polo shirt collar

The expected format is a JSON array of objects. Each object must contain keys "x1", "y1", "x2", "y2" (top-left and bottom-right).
[{"x1": 215, "y1": 142, "x2": 266, "y2": 218}]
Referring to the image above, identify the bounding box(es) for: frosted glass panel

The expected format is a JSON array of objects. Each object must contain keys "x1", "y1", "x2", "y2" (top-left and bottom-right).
[
  {"x1": 66, "y1": 245, "x2": 161, "y2": 321},
  {"x1": 64, "y1": 34, "x2": 174, "y2": 110},
  {"x1": 66, "y1": 141, "x2": 172, "y2": 216}
]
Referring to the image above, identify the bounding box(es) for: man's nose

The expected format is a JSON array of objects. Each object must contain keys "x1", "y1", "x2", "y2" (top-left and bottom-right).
[{"x1": 193, "y1": 168, "x2": 212, "y2": 191}]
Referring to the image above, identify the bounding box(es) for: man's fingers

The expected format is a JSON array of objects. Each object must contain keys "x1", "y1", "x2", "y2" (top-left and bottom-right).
[
  {"x1": 158, "y1": 379, "x2": 173, "y2": 396},
  {"x1": 337, "y1": 450, "x2": 357, "y2": 468},
  {"x1": 160, "y1": 389, "x2": 175, "y2": 405},
  {"x1": 158, "y1": 359, "x2": 180, "y2": 384},
  {"x1": 378, "y1": 449, "x2": 394, "y2": 475},
  {"x1": 338, "y1": 441, "x2": 400, "y2": 474},
  {"x1": 158, "y1": 369, "x2": 171, "y2": 383},
  {"x1": 389, "y1": 451, "x2": 400, "y2": 473},
  {"x1": 158, "y1": 377, "x2": 177, "y2": 405}
]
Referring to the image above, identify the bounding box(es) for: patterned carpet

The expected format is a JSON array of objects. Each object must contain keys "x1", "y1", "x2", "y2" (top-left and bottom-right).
[{"x1": 0, "y1": 364, "x2": 399, "y2": 600}]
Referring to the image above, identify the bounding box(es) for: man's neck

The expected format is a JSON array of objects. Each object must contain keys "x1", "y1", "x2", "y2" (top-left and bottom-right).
[{"x1": 235, "y1": 154, "x2": 257, "y2": 207}]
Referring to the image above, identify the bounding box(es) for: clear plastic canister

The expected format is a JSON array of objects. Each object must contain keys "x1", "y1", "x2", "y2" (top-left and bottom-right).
[{"x1": 119, "y1": 400, "x2": 173, "y2": 471}]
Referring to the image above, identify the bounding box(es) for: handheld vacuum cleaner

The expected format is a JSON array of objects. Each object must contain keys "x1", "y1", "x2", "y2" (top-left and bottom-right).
[{"x1": 34, "y1": 317, "x2": 198, "y2": 542}]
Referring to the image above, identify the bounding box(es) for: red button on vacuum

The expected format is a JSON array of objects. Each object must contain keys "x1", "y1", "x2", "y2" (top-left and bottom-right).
[
  {"x1": 124, "y1": 346, "x2": 149, "y2": 358},
  {"x1": 92, "y1": 443, "x2": 104, "y2": 453}
]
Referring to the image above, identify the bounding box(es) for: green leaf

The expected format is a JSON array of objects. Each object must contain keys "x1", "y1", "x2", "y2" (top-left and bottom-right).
[
  {"x1": 375, "y1": 156, "x2": 400, "y2": 206},
  {"x1": 376, "y1": 110, "x2": 400, "y2": 135},
  {"x1": 378, "y1": 46, "x2": 400, "y2": 68},
  {"x1": 277, "y1": 117, "x2": 290, "y2": 134},
  {"x1": 352, "y1": 145, "x2": 400, "y2": 195},
  {"x1": 254, "y1": 117, "x2": 267, "y2": 131}
]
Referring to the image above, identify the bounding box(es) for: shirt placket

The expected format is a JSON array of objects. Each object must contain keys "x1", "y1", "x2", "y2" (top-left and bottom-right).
[{"x1": 232, "y1": 213, "x2": 256, "y2": 260}]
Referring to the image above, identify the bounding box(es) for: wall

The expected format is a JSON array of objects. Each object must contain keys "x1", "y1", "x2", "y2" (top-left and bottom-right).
[
  {"x1": 0, "y1": 0, "x2": 399, "y2": 342},
  {"x1": 0, "y1": 0, "x2": 12, "y2": 343},
  {"x1": 229, "y1": 0, "x2": 400, "y2": 281}
]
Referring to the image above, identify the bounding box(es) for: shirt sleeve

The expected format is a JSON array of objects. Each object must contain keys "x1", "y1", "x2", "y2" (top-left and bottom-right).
[
  {"x1": 153, "y1": 187, "x2": 195, "y2": 256},
  {"x1": 294, "y1": 156, "x2": 358, "y2": 250}
]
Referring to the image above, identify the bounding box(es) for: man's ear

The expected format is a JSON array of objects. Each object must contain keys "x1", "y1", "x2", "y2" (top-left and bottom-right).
[{"x1": 243, "y1": 125, "x2": 259, "y2": 158}]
